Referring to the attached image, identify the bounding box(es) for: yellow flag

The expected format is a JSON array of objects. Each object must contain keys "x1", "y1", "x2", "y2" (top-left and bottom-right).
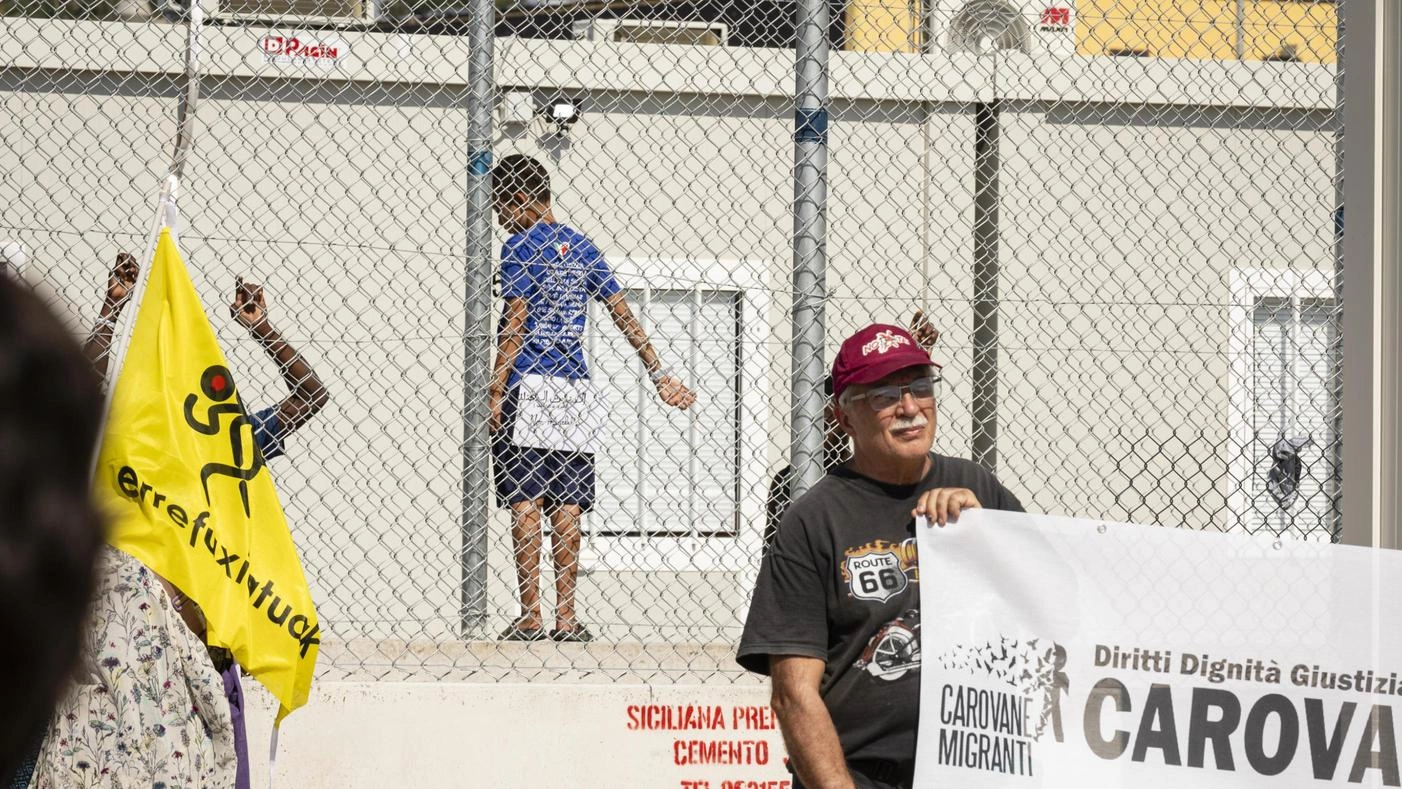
[{"x1": 94, "y1": 227, "x2": 318, "y2": 722}]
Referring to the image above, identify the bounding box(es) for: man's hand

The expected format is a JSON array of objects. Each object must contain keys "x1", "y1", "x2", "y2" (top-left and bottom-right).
[
  {"x1": 231, "y1": 277, "x2": 271, "y2": 332},
  {"x1": 910, "y1": 309, "x2": 939, "y2": 351},
  {"x1": 88, "y1": 253, "x2": 141, "y2": 374},
  {"x1": 104, "y1": 252, "x2": 139, "y2": 311},
  {"x1": 913, "y1": 487, "x2": 980, "y2": 526},
  {"x1": 656, "y1": 375, "x2": 697, "y2": 410}
]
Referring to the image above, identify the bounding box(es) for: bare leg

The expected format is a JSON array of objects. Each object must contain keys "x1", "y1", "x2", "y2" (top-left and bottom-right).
[
  {"x1": 548, "y1": 503, "x2": 584, "y2": 631},
  {"x1": 509, "y1": 499, "x2": 545, "y2": 630}
]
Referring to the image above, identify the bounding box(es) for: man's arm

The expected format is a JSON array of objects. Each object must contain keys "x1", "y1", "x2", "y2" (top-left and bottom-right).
[
  {"x1": 771, "y1": 655, "x2": 855, "y2": 789},
  {"x1": 84, "y1": 252, "x2": 139, "y2": 378},
  {"x1": 489, "y1": 297, "x2": 529, "y2": 433},
  {"x1": 231, "y1": 279, "x2": 329, "y2": 435},
  {"x1": 602, "y1": 291, "x2": 696, "y2": 409}
]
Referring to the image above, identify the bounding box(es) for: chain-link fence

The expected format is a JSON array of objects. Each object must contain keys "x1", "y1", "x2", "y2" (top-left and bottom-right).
[{"x1": 1, "y1": 0, "x2": 1344, "y2": 684}]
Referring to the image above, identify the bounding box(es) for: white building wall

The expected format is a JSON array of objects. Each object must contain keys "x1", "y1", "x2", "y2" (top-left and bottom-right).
[{"x1": 0, "y1": 19, "x2": 1337, "y2": 665}]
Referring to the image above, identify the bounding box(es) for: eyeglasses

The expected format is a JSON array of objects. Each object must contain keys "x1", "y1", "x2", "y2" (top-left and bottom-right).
[{"x1": 844, "y1": 376, "x2": 941, "y2": 412}]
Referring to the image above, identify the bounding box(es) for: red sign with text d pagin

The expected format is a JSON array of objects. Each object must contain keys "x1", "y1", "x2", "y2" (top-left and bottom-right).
[{"x1": 259, "y1": 35, "x2": 346, "y2": 67}]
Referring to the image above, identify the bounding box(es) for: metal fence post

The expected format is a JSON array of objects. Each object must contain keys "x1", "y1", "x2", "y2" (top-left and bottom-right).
[
  {"x1": 461, "y1": 0, "x2": 494, "y2": 630},
  {"x1": 971, "y1": 99, "x2": 1000, "y2": 472},
  {"x1": 1332, "y1": 0, "x2": 1348, "y2": 540},
  {"x1": 791, "y1": 0, "x2": 829, "y2": 498},
  {"x1": 1341, "y1": 0, "x2": 1402, "y2": 548},
  {"x1": 169, "y1": 0, "x2": 202, "y2": 181},
  {"x1": 1235, "y1": 0, "x2": 1247, "y2": 60}
]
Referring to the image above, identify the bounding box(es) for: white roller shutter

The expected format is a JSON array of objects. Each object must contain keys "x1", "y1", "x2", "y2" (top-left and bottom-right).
[
  {"x1": 585, "y1": 286, "x2": 741, "y2": 537},
  {"x1": 1243, "y1": 295, "x2": 1337, "y2": 537}
]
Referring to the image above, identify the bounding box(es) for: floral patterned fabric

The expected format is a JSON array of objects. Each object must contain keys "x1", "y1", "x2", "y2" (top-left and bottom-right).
[{"x1": 28, "y1": 547, "x2": 236, "y2": 789}]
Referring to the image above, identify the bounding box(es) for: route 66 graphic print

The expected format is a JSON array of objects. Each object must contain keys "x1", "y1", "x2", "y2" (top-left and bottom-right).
[{"x1": 841, "y1": 538, "x2": 919, "y2": 603}]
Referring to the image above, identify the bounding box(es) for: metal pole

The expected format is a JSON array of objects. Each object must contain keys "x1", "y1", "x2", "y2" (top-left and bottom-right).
[
  {"x1": 920, "y1": 0, "x2": 935, "y2": 54},
  {"x1": 919, "y1": 2, "x2": 933, "y2": 313},
  {"x1": 93, "y1": 3, "x2": 205, "y2": 471},
  {"x1": 920, "y1": 108, "x2": 932, "y2": 316},
  {"x1": 1235, "y1": 0, "x2": 1246, "y2": 60},
  {"x1": 461, "y1": 0, "x2": 494, "y2": 630},
  {"x1": 971, "y1": 100, "x2": 1000, "y2": 472},
  {"x1": 1341, "y1": 0, "x2": 1402, "y2": 548},
  {"x1": 89, "y1": 179, "x2": 177, "y2": 481},
  {"x1": 792, "y1": 0, "x2": 829, "y2": 497},
  {"x1": 1381, "y1": 0, "x2": 1402, "y2": 548},
  {"x1": 170, "y1": 0, "x2": 203, "y2": 181},
  {"x1": 1331, "y1": 0, "x2": 1347, "y2": 540}
]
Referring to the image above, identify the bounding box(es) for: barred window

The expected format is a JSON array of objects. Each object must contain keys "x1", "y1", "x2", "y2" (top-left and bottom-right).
[
  {"x1": 586, "y1": 286, "x2": 741, "y2": 538},
  {"x1": 1228, "y1": 270, "x2": 1338, "y2": 539},
  {"x1": 578, "y1": 259, "x2": 772, "y2": 576}
]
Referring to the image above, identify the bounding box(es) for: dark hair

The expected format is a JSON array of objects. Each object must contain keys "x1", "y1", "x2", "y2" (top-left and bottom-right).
[
  {"x1": 0, "y1": 279, "x2": 105, "y2": 781},
  {"x1": 491, "y1": 153, "x2": 551, "y2": 205}
]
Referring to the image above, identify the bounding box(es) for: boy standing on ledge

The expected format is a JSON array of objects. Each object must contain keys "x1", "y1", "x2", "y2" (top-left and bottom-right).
[{"x1": 489, "y1": 154, "x2": 696, "y2": 643}]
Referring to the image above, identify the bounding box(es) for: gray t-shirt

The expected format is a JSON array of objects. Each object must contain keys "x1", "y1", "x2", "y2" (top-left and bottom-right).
[{"x1": 736, "y1": 453, "x2": 1023, "y2": 767}]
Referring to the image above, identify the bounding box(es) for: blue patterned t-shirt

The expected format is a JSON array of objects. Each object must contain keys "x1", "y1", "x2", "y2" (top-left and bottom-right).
[{"x1": 498, "y1": 222, "x2": 622, "y2": 387}]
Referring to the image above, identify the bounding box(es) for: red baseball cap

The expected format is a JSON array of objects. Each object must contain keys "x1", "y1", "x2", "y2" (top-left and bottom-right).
[{"x1": 831, "y1": 324, "x2": 938, "y2": 400}]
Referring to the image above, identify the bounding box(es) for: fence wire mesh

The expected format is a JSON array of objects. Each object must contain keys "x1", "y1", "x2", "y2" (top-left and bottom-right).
[{"x1": 1, "y1": 0, "x2": 1345, "y2": 684}]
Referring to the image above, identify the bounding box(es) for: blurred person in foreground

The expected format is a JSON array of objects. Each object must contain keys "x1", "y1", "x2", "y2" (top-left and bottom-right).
[
  {"x1": 764, "y1": 311, "x2": 939, "y2": 551},
  {"x1": 0, "y1": 239, "x2": 26, "y2": 279},
  {"x1": 0, "y1": 277, "x2": 105, "y2": 787},
  {"x1": 738, "y1": 323, "x2": 1023, "y2": 789},
  {"x1": 24, "y1": 257, "x2": 328, "y2": 789},
  {"x1": 489, "y1": 154, "x2": 696, "y2": 642}
]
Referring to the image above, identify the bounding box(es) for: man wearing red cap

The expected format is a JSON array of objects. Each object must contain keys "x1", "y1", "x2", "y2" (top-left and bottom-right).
[
  {"x1": 737, "y1": 323, "x2": 1023, "y2": 789},
  {"x1": 763, "y1": 311, "x2": 939, "y2": 552}
]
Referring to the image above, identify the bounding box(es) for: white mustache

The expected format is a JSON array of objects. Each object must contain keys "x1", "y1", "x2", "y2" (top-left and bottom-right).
[{"x1": 889, "y1": 415, "x2": 929, "y2": 432}]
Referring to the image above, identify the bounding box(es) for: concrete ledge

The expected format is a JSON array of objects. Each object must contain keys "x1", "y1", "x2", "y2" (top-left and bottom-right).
[
  {"x1": 246, "y1": 680, "x2": 788, "y2": 788},
  {"x1": 317, "y1": 638, "x2": 761, "y2": 684}
]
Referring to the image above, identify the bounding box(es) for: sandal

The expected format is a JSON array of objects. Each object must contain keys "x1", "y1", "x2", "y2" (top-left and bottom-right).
[
  {"x1": 500, "y1": 621, "x2": 547, "y2": 642},
  {"x1": 551, "y1": 624, "x2": 594, "y2": 643}
]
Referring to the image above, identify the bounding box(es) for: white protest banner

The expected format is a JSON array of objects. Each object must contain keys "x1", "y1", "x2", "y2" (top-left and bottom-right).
[
  {"x1": 915, "y1": 509, "x2": 1402, "y2": 788},
  {"x1": 511, "y1": 373, "x2": 607, "y2": 453}
]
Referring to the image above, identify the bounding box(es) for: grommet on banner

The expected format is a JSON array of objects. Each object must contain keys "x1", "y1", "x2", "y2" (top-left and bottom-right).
[
  {"x1": 1273, "y1": 540, "x2": 1283, "y2": 550},
  {"x1": 1096, "y1": 523, "x2": 1107, "y2": 534}
]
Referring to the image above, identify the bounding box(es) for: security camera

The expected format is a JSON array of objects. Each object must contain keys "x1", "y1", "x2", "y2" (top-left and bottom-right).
[{"x1": 541, "y1": 95, "x2": 582, "y2": 130}]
